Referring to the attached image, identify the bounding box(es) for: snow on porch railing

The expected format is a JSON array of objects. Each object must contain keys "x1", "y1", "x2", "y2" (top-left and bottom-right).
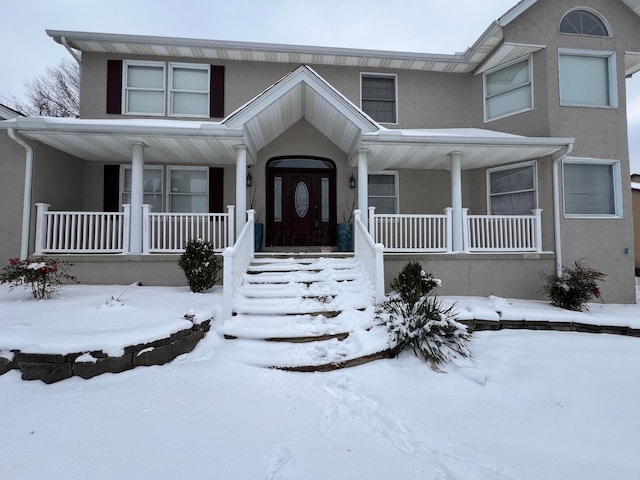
[
  {"x1": 463, "y1": 209, "x2": 542, "y2": 253},
  {"x1": 143, "y1": 206, "x2": 235, "y2": 253},
  {"x1": 222, "y1": 209, "x2": 255, "y2": 321},
  {"x1": 35, "y1": 203, "x2": 130, "y2": 254},
  {"x1": 369, "y1": 207, "x2": 452, "y2": 253},
  {"x1": 354, "y1": 209, "x2": 385, "y2": 302}
]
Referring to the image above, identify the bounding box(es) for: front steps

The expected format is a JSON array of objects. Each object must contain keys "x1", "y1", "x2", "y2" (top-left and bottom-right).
[{"x1": 221, "y1": 255, "x2": 393, "y2": 370}]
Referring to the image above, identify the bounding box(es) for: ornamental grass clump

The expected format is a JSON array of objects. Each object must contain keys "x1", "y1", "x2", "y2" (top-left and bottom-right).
[
  {"x1": 542, "y1": 259, "x2": 606, "y2": 311},
  {"x1": 0, "y1": 257, "x2": 77, "y2": 299},
  {"x1": 377, "y1": 262, "x2": 471, "y2": 366},
  {"x1": 178, "y1": 239, "x2": 221, "y2": 293}
]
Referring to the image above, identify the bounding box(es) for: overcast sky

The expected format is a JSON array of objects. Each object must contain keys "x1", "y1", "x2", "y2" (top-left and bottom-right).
[{"x1": 1, "y1": 0, "x2": 638, "y2": 172}]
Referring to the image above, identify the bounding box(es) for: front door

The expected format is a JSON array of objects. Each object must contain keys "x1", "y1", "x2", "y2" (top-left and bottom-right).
[{"x1": 266, "y1": 157, "x2": 336, "y2": 247}]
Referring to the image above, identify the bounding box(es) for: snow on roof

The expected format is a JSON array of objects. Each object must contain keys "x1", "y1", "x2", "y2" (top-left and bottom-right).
[{"x1": 632, "y1": 182, "x2": 640, "y2": 190}]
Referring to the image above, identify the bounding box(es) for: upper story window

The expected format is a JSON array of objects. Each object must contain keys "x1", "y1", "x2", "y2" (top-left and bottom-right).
[
  {"x1": 107, "y1": 60, "x2": 225, "y2": 118},
  {"x1": 563, "y1": 158, "x2": 621, "y2": 217},
  {"x1": 484, "y1": 56, "x2": 533, "y2": 122},
  {"x1": 169, "y1": 63, "x2": 210, "y2": 117},
  {"x1": 123, "y1": 61, "x2": 210, "y2": 117},
  {"x1": 368, "y1": 171, "x2": 398, "y2": 214},
  {"x1": 559, "y1": 9, "x2": 611, "y2": 37},
  {"x1": 558, "y1": 49, "x2": 617, "y2": 108},
  {"x1": 361, "y1": 74, "x2": 397, "y2": 124},
  {"x1": 487, "y1": 162, "x2": 537, "y2": 215}
]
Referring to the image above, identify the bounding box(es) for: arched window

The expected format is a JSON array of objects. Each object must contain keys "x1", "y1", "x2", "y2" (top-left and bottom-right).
[{"x1": 559, "y1": 9, "x2": 611, "y2": 37}]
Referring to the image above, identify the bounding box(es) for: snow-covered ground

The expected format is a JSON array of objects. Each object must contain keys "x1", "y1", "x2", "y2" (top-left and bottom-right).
[{"x1": 1, "y1": 282, "x2": 639, "y2": 479}]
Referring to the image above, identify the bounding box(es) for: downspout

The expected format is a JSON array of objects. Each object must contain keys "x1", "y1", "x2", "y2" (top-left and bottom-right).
[
  {"x1": 7, "y1": 128, "x2": 35, "y2": 260},
  {"x1": 552, "y1": 144, "x2": 574, "y2": 276},
  {"x1": 60, "y1": 36, "x2": 82, "y2": 64}
]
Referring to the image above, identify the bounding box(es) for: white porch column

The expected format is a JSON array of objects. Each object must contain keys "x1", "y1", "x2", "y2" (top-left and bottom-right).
[
  {"x1": 357, "y1": 148, "x2": 368, "y2": 221},
  {"x1": 235, "y1": 144, "x2": 248, "y2": 239},
  {"x1": 130, "y1": 141, "x2": 146, "y2": 254},
  {"x1": 449, "y1": 151, "x2": 463, "y2": 253}
]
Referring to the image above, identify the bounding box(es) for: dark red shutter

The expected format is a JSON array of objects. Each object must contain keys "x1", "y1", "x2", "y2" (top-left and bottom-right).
[
  {"x1": 210, "y1": 65, "x2": 225, "y2": 118},
  {"x1": 209, "y1": 167, "x2": 224, "y2": 213},
  {"x1": 103, "y1": 165, "x2": 120, "y2": 212},
  {"x1": 106, "y1": 60, "x2": 123, "y2": 114}
]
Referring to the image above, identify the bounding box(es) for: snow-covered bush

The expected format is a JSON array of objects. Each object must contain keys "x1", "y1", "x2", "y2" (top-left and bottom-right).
[
  {"x1": 542, "y1": 260, "x2": 605, "y2": 311},
  {"x1": 377, "y1": 262, "x2": 470, "y2": 366},
  {"x1": 178, "y1": 239, "x2": 221, "y2": 293},
  {"x1": 0, "y1": 257, "x2": 77, "y2": 299},
  {"x1": 390, "y1": 261, "x2": 440, "y2": 307}
]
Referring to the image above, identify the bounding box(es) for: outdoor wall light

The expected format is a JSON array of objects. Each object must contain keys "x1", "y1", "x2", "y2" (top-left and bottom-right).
[
  {"x1": 349, "y1": 174, "x2": 356, "y2": 189},
  {"x1": 246, "y1": 172, "x2": 253, "y2": 187}
]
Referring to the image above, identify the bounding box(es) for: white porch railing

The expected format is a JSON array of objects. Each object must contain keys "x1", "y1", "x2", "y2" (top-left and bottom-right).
[
  {"x1": 143, "y1": 205, "x2": 235, "y2": 253},
  {"x1": 35, "y1": 203, "x2": 130, "y2": 254},
  {"x1": 354, "y1": 209, "x2": 385, "y2": 302},
  {"x1": 370, "y1": 207, "x2": 543, "y2": 253},
  {"x1": 222, "y1": 209, "x2": 255, "y2": 321},
  {"x1": 369, "y1": 207, "x2": 452, "y2": 252},
  {"x1": 464, "y1": 209, "x2": 542, "y2": 252}
]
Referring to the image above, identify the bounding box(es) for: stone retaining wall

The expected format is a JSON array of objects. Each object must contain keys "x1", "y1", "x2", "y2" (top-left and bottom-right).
[
  {"x1": 0, "y1": 320, "x2": 211, "y2": 384},
  {"x1": 461, "y1": 319, "x2": 640, "y2": 337}
]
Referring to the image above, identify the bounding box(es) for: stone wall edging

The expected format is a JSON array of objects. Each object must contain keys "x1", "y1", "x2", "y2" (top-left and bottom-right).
[
  {"x1": 0, "y1": 320, "x2": 211, "y2": 384},
  {"x1": 461, "y1": 319, "x2": 640, "y2": 337}
]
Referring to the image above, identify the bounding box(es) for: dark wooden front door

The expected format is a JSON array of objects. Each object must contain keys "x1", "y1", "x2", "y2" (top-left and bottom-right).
[{"x1": 266, "y1": 158, "x2": 336, "y2": 247}]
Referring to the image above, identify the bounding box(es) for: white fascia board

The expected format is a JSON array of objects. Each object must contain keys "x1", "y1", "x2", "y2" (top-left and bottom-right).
[
  {"x1": 363, "y1": 129, "x2": 574, "y2": 149},
  {"x1": 47, "y1": 30, "x2": 468, "y2": 66},
  {"x1": 0, "y1": 105, "x2": 22, "y2": 119},
  {"x1": 8, "y1": 117, "x2": 242, "y2": 138},
  {"x1": 498, "y1": 0, "x2": 538, "y2": 26}
]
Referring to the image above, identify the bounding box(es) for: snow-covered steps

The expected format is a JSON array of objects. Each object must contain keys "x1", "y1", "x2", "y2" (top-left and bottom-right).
[{"x1": 222, "y1": 255, "x2": 392, "y2": 370}]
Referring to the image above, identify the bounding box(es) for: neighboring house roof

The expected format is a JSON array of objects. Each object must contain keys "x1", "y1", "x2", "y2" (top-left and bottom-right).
[
  {"x1": 46, "y1": 0, "x2": 640, "y2": 76},
  {"x1": 632, "y1": 182, "x2": 640, "y2": 191},
  {"x1": 0, "y1": 65, "x2": 573, "y2": 169}
]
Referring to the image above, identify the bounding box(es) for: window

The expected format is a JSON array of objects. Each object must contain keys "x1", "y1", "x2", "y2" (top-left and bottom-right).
[
  {"x1": 169, "y1": 63, "x2": 210, "y2": 117},
  {"x1": 484, "y1": 57, "x2": 533, "y2": 122},
  {"x1": 124, "y1": 61, "x2": 166, "y2": 115},
  {"x1": 123, "y1": 61, "x2": 211, "y2": 117},
  {"x1": 563, "y1": 159, "x2": 621, "y2": 217},
  {"x1": 368, "y1": 172, "x2": 398, "y2": 214},
  {"x1": 487, "y1": 162, "x2": 537, "y2": 215},
  {"x1": 121, "y1": 166, "x2": 163, "y2": 212},
  {"x1": 559, "y1": 49, "x2": 617, "y2": 108},
  {"x1": 361, "y1": 74, "x2": 397, "y2": 123},
  {"x1": 168, "y1": 167, "x2": 209, "y2": 213},
  {"x1": 559, "y1": 9, "x2": 610, "y2": 37}
]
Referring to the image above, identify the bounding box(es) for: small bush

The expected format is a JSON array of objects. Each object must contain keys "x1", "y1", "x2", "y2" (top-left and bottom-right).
[
  {"x1": 377, "y1": 262, "x2": 470, "y2": 366},
  {"x1": 390, "y1": 261, "x2": 440, "y2": 307},
  {"x1": 0, "y1": 257, "x2": 77, "y2": 299},
  {"x1": 542, "y1": 260, "x2": 606, "y2": 311},
  {"x1": 178, "y1": 239, "x2": 221, "y2": 293}
]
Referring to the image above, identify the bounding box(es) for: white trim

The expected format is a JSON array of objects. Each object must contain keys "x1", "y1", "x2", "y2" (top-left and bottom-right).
[
  {"x1": 486, "y1": 160, "x2": 538, "y2": 215},
  {"x1": 360, "y1": 72, "x2": 398, "y2": 125},
  {"x1": 562, "y1": 157, "x2": 622, "y2": 218},
  {"x1": 122, "y1": 60, "x2": 166, "y2": 116},
  {"x1": 558, "y1": 49, "x2": 618, "y2": 108},
  {"x1": 558, "y1": 7, "x2": 613, "y2": 38},
  {"x1": 483, "y1": 55, "x2": 534, "y2": 123},
  {"x1": 168, "y1": 62, "x2": 210, "y2": 118}
]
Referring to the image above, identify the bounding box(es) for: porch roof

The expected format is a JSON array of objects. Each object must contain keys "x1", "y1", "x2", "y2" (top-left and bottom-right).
[
  {"x1": 358, "y1": 128, "x2": 574, "y2": 170},
  {"x1": 0, "y1": 116, "x2": 244, "y2": 164}
]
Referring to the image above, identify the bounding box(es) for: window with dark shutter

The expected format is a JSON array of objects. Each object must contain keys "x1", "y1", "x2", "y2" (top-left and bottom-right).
[{"x1": 106, "y1": 60, "x2": 123, "y2": 114}]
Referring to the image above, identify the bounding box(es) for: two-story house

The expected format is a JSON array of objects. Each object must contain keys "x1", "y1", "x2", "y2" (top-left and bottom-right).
[{"x1": 1, "y1": 0, "x2": 639, "y2": 305}]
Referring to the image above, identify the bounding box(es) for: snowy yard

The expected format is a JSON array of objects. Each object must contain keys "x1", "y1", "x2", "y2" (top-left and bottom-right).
[{"x1": 1, "y1": 282, "x2": 639, "y2": 479}]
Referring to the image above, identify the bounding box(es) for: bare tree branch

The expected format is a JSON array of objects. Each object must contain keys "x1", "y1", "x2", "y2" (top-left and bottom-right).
[{"x1": 2, "y1": 59, "x2": 79, "y2": 117}]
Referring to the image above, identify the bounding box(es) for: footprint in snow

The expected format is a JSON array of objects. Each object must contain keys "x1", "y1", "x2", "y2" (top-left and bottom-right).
[{"x1": 261, "y1": 442, "x2": 295, "y2": 480}]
